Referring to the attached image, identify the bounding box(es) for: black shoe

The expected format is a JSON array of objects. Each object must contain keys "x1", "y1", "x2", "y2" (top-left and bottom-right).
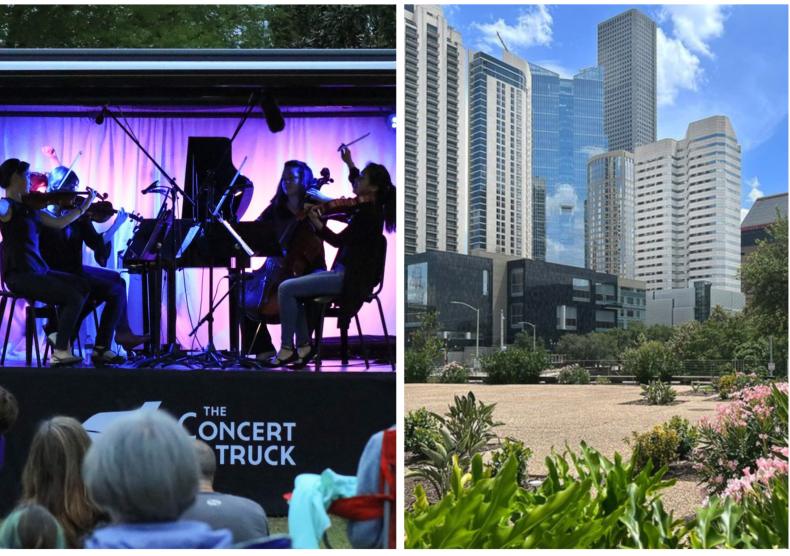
[
  {"x1": 260, "y1": 350, "x2": 299, "y2": 368},
  {"x1": 291, "y1": 344, "x2": 317, "y2": 369},
  {"x1": 92, "y1": 349, "x2": 127, "y2": 366}
]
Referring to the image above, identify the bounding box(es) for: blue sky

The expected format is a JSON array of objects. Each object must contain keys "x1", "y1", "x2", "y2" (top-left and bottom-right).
[{"x1": 441, "y1": 4, "x2": 789, "y2": 219}]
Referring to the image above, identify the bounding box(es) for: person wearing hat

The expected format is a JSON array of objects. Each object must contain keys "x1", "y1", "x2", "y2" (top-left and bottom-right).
[{"x1": 0, "y1": 158, "x2": 97, "y2": 367}]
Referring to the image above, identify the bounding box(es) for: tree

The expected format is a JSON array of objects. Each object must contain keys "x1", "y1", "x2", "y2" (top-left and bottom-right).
[
  {"x1": 741, "y1": 215, "x2": 789, "y2": 361},
  {"x1": 405, "y1": 311, "x2": 443, "y2": 384},
  {"x1": 0, "y1": 6, "x2": 270, "y2": 48},
  {"x1": 262, "y1": 5, "x2": 396, "y2": 48},
  {"x1": 0, "y1": 5, "x2": 395, "y2": 49}
]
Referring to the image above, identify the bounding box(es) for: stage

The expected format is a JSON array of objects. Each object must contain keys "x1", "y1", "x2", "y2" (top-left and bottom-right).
[{"x1": 0, "y1": 359, "x2": 396, "y2": 517}]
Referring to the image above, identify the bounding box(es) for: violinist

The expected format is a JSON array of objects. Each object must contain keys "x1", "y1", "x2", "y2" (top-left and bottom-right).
[
  {"x1": 263, "y1": 147, "x2": 396, "y2": 368},
  {"x1": 0, "y1": 158, "x2": 95, "y2": 367},
  {"x1": 243, "y1": 161, "x2": 327, "y2": 360},
  {"x1": 38, "y1": 148, "x2": 149, "y2": 364}
]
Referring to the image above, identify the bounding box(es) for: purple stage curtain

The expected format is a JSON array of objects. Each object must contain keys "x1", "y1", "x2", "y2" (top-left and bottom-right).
[{"x1": 0, "y1": 107, "x2": 396, "y2": 359}]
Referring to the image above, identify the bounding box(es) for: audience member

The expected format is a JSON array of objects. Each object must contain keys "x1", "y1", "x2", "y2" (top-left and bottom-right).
[
  {"x1": 181, "y1": 440, "x2": 270, "y2": 543},
  {"x1": 0, "y1": 386, "x2": 19, "y2": 473},
  {"x1": 21, "y1": 416, "x2": 104, "y2": 548},
  {"x1": 0, "y1": 504, "x2": 67, "y2": 549},
  {"x1": 82, "y1": 410, "x2": 232, "y2": 549}
]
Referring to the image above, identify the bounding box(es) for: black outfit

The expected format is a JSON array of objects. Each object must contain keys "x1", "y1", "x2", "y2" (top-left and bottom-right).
[
  {"x1": 241, "y1": 202, "x2": 326, "y2": 354},
  {"x1": 315, "y1": 169, "x2": 386, "y2": 328},
  {"x1": 39, "y1": 213, "x2": 125, "y2": 349},
  {"x1": 0, "y1": 199, "x2": 90, "y2": 351}
]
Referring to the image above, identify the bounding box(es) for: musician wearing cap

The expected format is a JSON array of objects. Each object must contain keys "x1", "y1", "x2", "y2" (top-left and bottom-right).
[
  {"x1": 0, "y1": 158, "x2": 97, "y2": 367},
  {"x1": 263, "y1": 146, "x2": 396, "y2": 368},
  {"x1": 38, "y1": 146, "x2": 149, "y2": 364}
]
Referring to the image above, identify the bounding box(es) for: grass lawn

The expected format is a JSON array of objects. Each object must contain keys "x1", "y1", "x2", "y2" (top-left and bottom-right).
[{"x1": 269, "y1": 515, "x2": 352, "y2": 549}]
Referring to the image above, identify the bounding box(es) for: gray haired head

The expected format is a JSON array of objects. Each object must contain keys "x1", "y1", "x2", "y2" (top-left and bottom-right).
[{"x1": 82, "y1": 410, "x2": 199, "y2": 524}]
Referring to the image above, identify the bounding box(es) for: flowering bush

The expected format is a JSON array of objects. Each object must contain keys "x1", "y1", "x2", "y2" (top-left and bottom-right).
[
  {"x1": 722, "y1": 446, "x2": 788, "y2": 502},
  {"x1": 438, "y1": 361, "x2": 470, "y2": 384},
  {"x1": 694, "y1": 383, "x2": 788, "y2": 495},
  {"x1": 715, "y1": 371, "x2": 765, "y2": 400},
  {"x1": 557, "y1": 365, "x2": 590, "y2": 385}
]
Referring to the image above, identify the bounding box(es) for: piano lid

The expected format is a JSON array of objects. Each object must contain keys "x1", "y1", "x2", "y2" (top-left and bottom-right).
[{"x1": 182, "y1": 137, "x2": 253, "y2": 221}]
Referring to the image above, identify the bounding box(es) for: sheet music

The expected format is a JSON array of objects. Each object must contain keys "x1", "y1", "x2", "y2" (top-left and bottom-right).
[
  {"x1": 218, "y1": 216, "x2": 255, "y2": 257},
  {"x1": 176, "y1": 224, "x2": 202, "y2": 259}
]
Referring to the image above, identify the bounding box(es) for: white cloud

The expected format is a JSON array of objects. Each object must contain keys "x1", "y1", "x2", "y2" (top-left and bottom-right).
[
  {"x1": 746, "y1": 176, "x2": 764, "y2": 204},
  {"x1": 659, "y1": 5, "x2": 728, "y2": 58},
  {"x1": 532, "y1": 59, "x2": 576, "y2": 79},
  {"x1": 656, "y1": 4, "x2": 728, "y2": 107},
  {"x1": 657, "y1": 28, "x2": 703, "y2": 107},
  {"x1": 741, "y1": 208, "x2": 749, "y2": 222},
  {"x1": 471, "y1": 5, "x2": 553, "y2": 53}
]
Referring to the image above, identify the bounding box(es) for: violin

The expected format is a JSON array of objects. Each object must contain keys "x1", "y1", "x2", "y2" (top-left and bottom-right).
[
  {"x1": 297, "y1": 194, "x2": 375, "y2": 221},
  {"x1": 20, "y1": 190, "x2": 90, "y2": 210},
  {"x1": 81, "y1": 193, "x2": 144, "y2": 224}
]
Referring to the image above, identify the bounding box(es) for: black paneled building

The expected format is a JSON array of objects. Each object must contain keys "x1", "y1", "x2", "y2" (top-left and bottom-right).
[
  {"x1": 506, "y1": 259, "x2": 619, "y2": 345},
  {"x1": 405, "y1": 251, "x2": 494, "y2": 347}
]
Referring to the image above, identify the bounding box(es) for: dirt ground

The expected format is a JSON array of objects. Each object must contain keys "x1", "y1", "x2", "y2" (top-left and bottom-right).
[{"x1": 405, "y1": 383, "x2": 725, "y2": 518}]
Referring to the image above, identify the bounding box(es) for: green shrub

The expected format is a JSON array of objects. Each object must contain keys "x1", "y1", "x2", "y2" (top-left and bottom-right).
[
  {"x1": 626, "y1": 425, "x2": 680, "y2": 474},
  {"x1": 640, "y1": 381, "x2": 677, "y2": 405},
  {"x1": 405, "y1": 408, "x2": 440, "y2": 454},
  {"x1": 406, "y1": 443, "x2": 685, "y2": 549},
  {"x1": 481, "y1": 347, "x2": 550, "y2": 384},
  {"x1": 438, "y1": 361, "x2": 470, "y2": 384},
  {"x1": 406, "y1": 392, "x2": 503, "y2": 498},
  {"x1": 663, "y1": 415, "x2": 697, "y2": 459},
  {"x1": 489, "y1": 438, "x2": 531, "y2": 486},
  {"x1": 405, "y1": 348, "x2": 436, "y2": 383},
  {"x1": 596, "y1": 376, "x2": 612, "y2": 385},
  {"x1": 557, "y1": 365, "x2": 590, "y2": 385},
  {"x1": 622, "y1": 341, "x2": 682, "y2": 384}
]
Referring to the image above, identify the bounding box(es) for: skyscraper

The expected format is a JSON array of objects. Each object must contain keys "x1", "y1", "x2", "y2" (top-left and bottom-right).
[
  {"x1": 530, "y1": 63, "x2": 607, "y2": 268},
  {"x1": 634, "y1": 116, "x2": 742, "y2": 293},
  {"x1": 597, "y1": 8, "x2": 657, "y2": 153},
  {"x1": 404, "y1": 5, "x2": 467, "y2": 254},
  {"x1": 586, "y1": 150, "x2": 636, "y2": 279},
  {"x1": 468, "y1": 50, "x2": 531, "y2": 257}
]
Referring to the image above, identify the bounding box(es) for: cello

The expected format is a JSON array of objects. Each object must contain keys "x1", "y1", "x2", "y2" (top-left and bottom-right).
[{"x1": 243, "y1": 169, "x2": 333, "y2": 323}]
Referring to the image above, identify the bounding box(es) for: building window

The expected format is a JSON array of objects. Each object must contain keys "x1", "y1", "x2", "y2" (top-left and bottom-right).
[
  {"x1": 596, "y1": 310, "x2": 616, "y2": 330},
  {"x1": 510, "y1": 303, "x2": 524, "y2": 328},
  {"x1": 511, "y1": 267, "x2": 524, "y2": 297},
  {"x1": 572, "y1": 278, "x2": 590, "y2": 301},
  {"x1": 596, "y1": 283, "x2": 616, "y2": 303},
  {"x1": 557, "y1": 305, "x2": 577, "y2": 331},
  {"x1": 483, "y1": 270, "x2": 489, "y2": 296}
]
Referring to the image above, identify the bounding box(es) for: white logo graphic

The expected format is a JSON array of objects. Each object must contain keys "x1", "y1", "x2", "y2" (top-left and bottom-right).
[{"x1": 82, "y1": 402, "x2": 162, "y2": 440}]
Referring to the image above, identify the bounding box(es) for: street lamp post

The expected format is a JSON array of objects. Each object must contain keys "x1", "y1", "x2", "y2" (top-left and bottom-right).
[
  {"x1": 451, "y1": 301, "x2": 480, "y2": 369},
  {"x1": 519, "y1": 321, "x2": 536, "y2": 351}
]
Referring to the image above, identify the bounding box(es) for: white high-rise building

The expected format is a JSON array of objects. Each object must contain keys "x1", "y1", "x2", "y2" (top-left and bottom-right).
[
  {"x1": 634, "y1": 116, "x2": 742, "y2": 292},
  {"x1": 468, "y1": 50, "x2": 532, "y2": 257},
  {"x1": 404, "y1": 5, "x2": 467, "y2": 254}
]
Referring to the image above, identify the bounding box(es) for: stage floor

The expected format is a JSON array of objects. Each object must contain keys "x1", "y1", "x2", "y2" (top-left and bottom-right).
[{"x1": 0, "y1": 358, "x2": 394, "y2": 373}]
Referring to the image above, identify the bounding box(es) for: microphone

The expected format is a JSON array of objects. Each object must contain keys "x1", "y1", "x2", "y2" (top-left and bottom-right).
[
  {"x1": 95, "y1": 106, "x2": 108, "y2": 125},
  {"x1": 259, "y1": 92, "x2": 285, "y2": 133},
  {"x1": 141, "y1": 180, "x2": 160, "y2": 194}
]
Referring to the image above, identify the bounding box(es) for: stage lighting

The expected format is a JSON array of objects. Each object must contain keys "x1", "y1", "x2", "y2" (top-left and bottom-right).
[
  {"x1": 259, "y1": 92, "x2": 285, "y2": 133},
  {"x1": 95, "y1": 106, "x2": 108, "y2": 125},
  {"x1": 388, "y1": 113, "x2": 397, "y2": 129}
]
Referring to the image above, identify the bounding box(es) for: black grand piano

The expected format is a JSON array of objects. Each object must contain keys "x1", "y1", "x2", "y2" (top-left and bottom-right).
[{"x1": 122, "y1": 137, "x2": 280, "y2": 356}]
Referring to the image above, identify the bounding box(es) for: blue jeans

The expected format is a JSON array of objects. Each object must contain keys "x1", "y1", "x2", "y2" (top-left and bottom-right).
[{"x1": 278, "y1": 269, "x2": 344, "y2": 348}]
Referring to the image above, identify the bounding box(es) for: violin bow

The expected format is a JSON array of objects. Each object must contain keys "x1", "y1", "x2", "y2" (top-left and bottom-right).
[
  {"x1": 60, "y1": 151, "x2": 83, "y2": 186},
  {"x1": 337, "y1": 132, "x2": 370, "y2": 152}
]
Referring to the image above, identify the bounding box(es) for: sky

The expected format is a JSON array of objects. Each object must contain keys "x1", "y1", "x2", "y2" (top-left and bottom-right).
[{"x1": 440, "y1": 4, "x2": 789, "y2": 221}]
